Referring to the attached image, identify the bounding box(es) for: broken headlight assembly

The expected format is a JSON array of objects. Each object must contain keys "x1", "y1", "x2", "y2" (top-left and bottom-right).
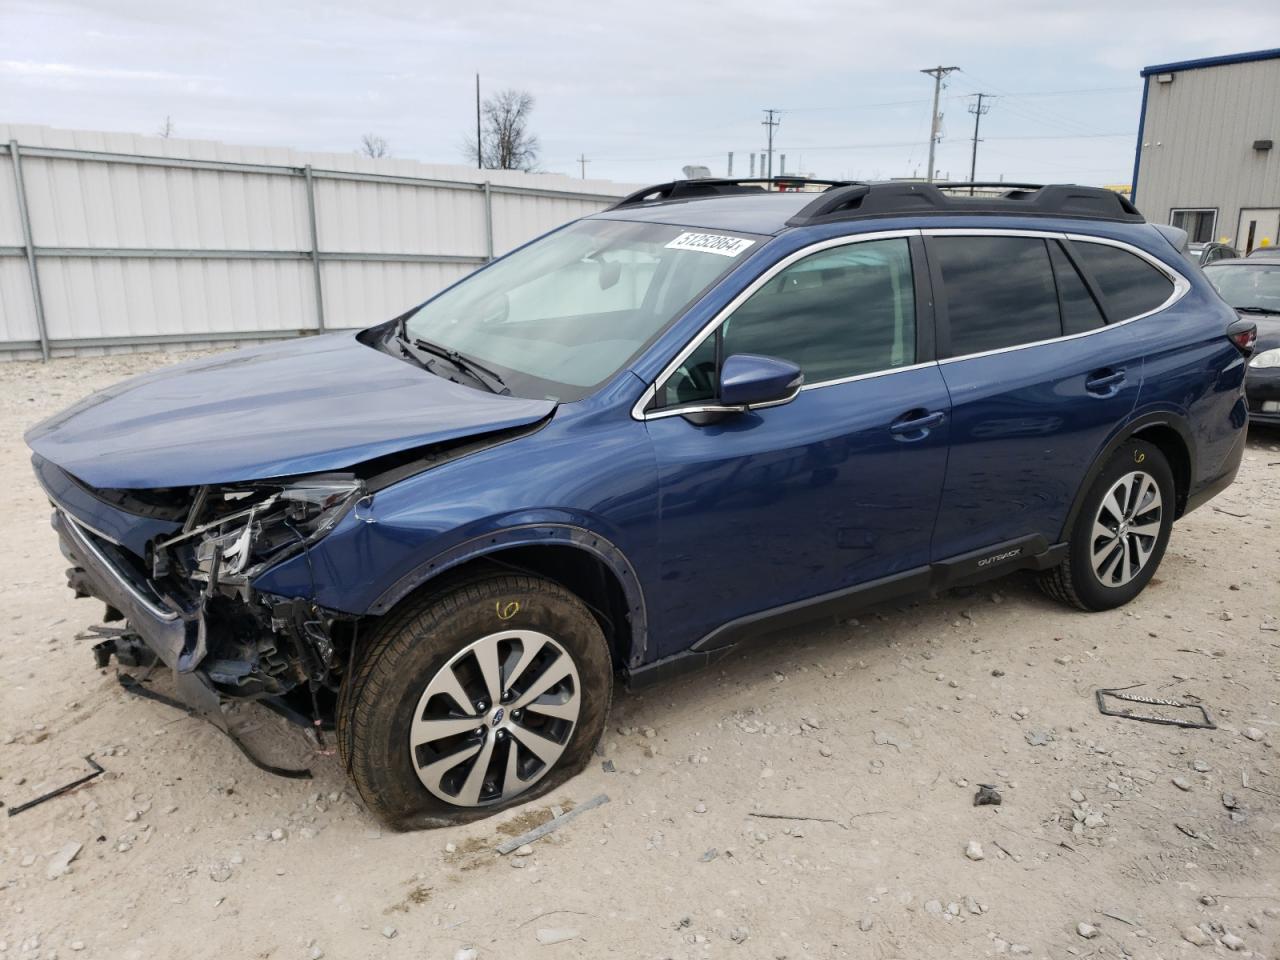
[{"x1": 153, "y1": 476, "x2": 366, "y2": 595}]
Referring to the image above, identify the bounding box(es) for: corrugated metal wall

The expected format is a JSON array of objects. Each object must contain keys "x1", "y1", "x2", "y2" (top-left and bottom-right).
[
  {"x1": 1133, "y1": 56, "x2": 1280, "y2": 246},
  {"x1": 0, "y1": 125, "x2": 638, "y2": 359}
]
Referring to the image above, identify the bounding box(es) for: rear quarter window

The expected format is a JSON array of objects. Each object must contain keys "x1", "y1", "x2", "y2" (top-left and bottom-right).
[{"x1": 1070, "y1": 241, "x2": 1175, "y2": 320}]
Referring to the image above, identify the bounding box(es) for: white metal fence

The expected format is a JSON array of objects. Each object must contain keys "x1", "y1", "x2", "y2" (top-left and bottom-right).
[{"x1": 0, "y1": 125, "x2": 638, "y2": 359}]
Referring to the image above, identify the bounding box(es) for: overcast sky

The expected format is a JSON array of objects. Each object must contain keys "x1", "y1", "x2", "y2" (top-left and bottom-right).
[{"x1": 3, "y1": 0, "x2": 1278, "y2": 187}]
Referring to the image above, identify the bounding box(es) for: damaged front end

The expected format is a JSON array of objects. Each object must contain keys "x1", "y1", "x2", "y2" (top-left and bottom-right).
[
  {"x1": 149, "y1": 475, "x2": 365, "y2": 698},
  {"x1": 41, "y1": 456, "x2": 365, "y2": 726}
]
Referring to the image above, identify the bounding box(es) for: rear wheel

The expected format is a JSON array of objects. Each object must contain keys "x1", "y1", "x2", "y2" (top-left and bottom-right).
[
  {"x1": 1040, "y1": 439, "x2": 1175, "y2": 611},
  {"x1": 338, "y1": 574, "x2": 612, "y2": 829}
]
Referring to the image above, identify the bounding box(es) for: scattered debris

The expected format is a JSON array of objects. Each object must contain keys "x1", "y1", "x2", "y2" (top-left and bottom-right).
[
  {"x1": 495, "y1": 793, "x2": 610, "y2": 855},
  {"x1": 1095, "y1": 687, "x2": 1215, "y2": 729},
  {"x1": 1024, "y1": 729, "x2": 1054, "y2": 746},
  {"x1": 535, "y1": 928, "x2": 579, "y2": 945},
  {"x1": 973, "y1": 784, "x2": 1002, "y2": 806},
  {"x1": 600, "y1": 759, "x2": 615, "y2": 773},
  {"x1": 872, "y1": 730, "x2": 906, "y2": 751},
  {"x1": 8, "y1": 756, "x2": 104, "y2": 817},
  {"x1": 965, "y1": 840, "x2": 984, "y2": 861},
  {"x1": 1211, "y1": 505, "x2": 1250, "y2": 518},
  {"x1": 454, "y1": 948, "x2": 478, "y2": 960},
  {"x1": 748, "y1": 811, "x2": 848, "y2": 828},
  {"x1": 699, "y1": 848, "x2": 718, "y2": 863},
  {"x1": 45, "y1": 841, "x2": 83, "y2": 880}
]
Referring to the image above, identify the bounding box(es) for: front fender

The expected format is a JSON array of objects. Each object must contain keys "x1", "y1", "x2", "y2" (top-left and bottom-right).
[{"x1": 366, "y1": 520, "x2": 648, "y2": 653}]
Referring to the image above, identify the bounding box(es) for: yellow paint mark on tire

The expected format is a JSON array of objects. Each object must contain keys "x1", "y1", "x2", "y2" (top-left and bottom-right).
[{"x1": 496, "y1": 600, "x2": 520, "y2": 621}]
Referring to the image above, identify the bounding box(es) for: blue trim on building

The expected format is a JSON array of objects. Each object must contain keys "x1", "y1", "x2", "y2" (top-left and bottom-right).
[
  {"x1": 1140, "y1": 47, "x2": 1280, "y2": 77},
  {"x1": 1131, "y1": 76, "x2": 1150, "y2": 205}
]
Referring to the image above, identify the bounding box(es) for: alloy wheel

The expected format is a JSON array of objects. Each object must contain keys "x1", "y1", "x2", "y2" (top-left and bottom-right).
[
  {"x1": 408, "y1": 629, "x2": 581, "y2": 807},
  {"x1": 1089, "y1": 470, "x2": 1163, "y2": 588}
]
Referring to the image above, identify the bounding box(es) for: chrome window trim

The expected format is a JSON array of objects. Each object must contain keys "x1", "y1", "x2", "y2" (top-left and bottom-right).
[
  {"x1": 643, "y1": 383, "x2": 803, "y2": 421},
  {"x1": 631, "y1": 228, "x2": 921, "y2": 421},
  {"x1": 631, "y1": 226, "x2": 1192, "y2": 420},
  {"x1": 923, "y1": 228, "x2": 1191, "y2": 365},
  {"x1": 61, "y1": 510, "x2": 180, "y2": 622}
]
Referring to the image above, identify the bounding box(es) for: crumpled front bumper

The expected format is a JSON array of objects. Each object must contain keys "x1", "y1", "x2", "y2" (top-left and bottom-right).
[{"x1": 52, "y1": 508, "x2": 223, "y2": 721}]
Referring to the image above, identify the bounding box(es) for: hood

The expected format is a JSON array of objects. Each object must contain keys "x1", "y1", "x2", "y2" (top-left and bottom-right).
[{"x1": 26, "y1": 332, "x2": 556, "y2": 489}]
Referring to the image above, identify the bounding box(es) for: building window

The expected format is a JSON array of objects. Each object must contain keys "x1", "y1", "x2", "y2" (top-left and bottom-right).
[{"x1": 1170, "y1": 209, "x2": 1217, "y2": 244}]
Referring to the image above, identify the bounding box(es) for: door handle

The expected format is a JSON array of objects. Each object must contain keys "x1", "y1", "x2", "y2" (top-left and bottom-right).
[
  {"x1": 1085, "y1": 369, "x2": 1126, "y2": 395},
  {"x1": 890, "y1": 410, "x2": 945, "y2": 437}
]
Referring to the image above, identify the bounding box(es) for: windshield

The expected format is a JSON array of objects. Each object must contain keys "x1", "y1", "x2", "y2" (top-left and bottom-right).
[
  {"x1": 401, "y1": 219, "x2": 763, "y2": 401},
  {"x1": 1204, "y1": 263, "x2": 1280, "y2": 312}
]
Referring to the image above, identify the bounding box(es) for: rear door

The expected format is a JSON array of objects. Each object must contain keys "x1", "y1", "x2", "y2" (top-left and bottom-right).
[{"x1": 926, "y1": 230, "x2": 1178, "y2": 563}]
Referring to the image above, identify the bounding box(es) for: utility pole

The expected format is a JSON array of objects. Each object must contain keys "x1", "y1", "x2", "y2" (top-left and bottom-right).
[
  {"x1": 920, "y1": 66, "x2": 959, "y2": 184},
  {"x1": 577, "y1": 154, "x2": 589, "y2": 179},
  {"x1": 475, "y1": 74, "x2": 483, "y2": 170},
  {"x1": 727, "y1": 151, "x2": 734, "y2": 176},
  {"x1": 967, "y1": 93, "x2": 992, "y2": 194},
  {"x1": 761, "y1": 109, "x2": 780, "y2": 180}
]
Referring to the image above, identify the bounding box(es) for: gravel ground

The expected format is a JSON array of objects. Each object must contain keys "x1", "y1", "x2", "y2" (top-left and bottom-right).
[{"x1": 1, "y1": 349, "x2": 1278, "y2": 960}]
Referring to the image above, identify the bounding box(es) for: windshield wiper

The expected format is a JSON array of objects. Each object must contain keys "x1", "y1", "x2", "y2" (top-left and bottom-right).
[
  {"x1": 1234, "y1": 305, "x2": 1280, "y2": 315},
  {"x1": 403, "y1": 333, "x2": 510, "y2": 395}
]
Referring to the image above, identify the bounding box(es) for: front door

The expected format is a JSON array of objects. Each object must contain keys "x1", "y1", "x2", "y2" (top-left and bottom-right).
[
  {"x1": 642, "y1": 234, "x2": 951, "y2": 656},
  {"x1": 1237, "y1": 208, "x2": 1280, "y2": 255}
]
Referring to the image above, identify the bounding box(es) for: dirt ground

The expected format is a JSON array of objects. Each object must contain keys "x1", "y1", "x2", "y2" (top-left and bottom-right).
[{"x1": 1, "y1": 349, "x2": 1277, "y2": 960}]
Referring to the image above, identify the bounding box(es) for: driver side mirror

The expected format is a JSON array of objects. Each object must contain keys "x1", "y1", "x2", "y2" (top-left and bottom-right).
[{"x1": 719, "y1": 353, "x2": 803, "y2": 408}]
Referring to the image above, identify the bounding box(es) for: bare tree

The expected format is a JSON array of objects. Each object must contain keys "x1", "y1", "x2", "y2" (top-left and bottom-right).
[
  {"x1": 359, "y1": 133, "x2": 389, "y2": 158},
  {"x1": 464, "y1": 89, "x2": 539, "y2": 171},
  {"x1": 157, "y1": 115, "x2": 175, "y2": 139}
]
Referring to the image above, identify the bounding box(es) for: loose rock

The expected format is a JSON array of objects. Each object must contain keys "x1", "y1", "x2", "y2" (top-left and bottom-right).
[
  {"x1": 965, "y1": 840, "x2": 984, "y2": 861},
  {"x1": 1221, "y1": 933, "x2": 1245, "y2": 951},
  {"x1": 1241, "y1": 727, "x2": 1263, "y2": 742},
  {"x1": 1181, "y1": 926, "x2": 1211, "y2": 946},
  {"x1": 1172, "y1": 776, "x2": 1192, "y2": 791},
  {"x1": 1077, "y1": 922, "x2": 1099, "y2": 939}
]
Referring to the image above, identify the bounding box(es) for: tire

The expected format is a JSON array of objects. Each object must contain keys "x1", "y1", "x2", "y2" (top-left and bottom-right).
[
  {"x1": 337, "y1": 574, "x2": 612, "y2": 830},
  {"x1": 1039, "y1": 438, "x2": 1175, "y2": 612}
]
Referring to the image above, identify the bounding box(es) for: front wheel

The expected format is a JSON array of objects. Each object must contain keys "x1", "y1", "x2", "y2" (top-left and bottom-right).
[
  {"x1": 1040, "y1": 439, "x2": 1175, "y2": 611},
  {"x1": 338, "y1": 574, "x2": 612, "y2": 829}
]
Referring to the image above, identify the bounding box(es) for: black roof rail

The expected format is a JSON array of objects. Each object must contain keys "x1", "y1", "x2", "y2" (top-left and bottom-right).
[
  {"x1": 608, "y1": 177, "x2": 858, "y2": 210},
  {"x1": 786, "y1": 181, "x2": 1143, "y2": 226}
]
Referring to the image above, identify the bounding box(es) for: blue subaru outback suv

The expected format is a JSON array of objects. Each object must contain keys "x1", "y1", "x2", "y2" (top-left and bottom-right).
[{"x1": 27, "y1": 179, "x2": 1253, "y2": 827}]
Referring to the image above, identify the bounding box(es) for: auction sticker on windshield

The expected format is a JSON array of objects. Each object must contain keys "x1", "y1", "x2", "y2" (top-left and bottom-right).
[{"x1": 665, "y1": 232, "x2": 756, "y2": 257}]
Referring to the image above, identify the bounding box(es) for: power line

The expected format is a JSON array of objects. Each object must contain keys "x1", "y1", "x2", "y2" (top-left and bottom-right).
[
  {"x1": 967, "y1": 93, "x2": 993, "y2": 193},
  {"x1": 761, "y1": 109, "x2": 781, "y2": 179},
  {"x1": 921, "y1": 65, "x2": 960, "y2": 183}
]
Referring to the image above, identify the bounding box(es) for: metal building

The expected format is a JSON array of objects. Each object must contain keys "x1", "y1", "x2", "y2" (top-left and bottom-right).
[{"x1": 1132, "y1": 48, "x2": 1280, "y2": 254}]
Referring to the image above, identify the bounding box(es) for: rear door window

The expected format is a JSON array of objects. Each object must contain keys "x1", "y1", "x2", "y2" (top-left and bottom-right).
[
  {"x1": 1049, "y1": 241, "x2": 1106, "y2": 334},
  {"x1": 932, "y1": 236, "x2": 1061, "y2": 356},
  {"x1": 1069, "y1": 241, "x2": 1175, "y2": 320}
]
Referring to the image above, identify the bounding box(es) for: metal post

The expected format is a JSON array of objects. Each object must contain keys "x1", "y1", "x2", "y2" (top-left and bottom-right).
[
  {"x1": 482, "y1": 181, "x2": 494, "y2": 261},
  {"x1": 8, "y1": 141, "x2": 50, "y2": 360},
  {"x1": 303, "y1": 164, "x2": 325, "y2": 331}
]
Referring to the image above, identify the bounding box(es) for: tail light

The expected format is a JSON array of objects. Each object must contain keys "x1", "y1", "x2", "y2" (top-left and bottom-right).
[{"x1": 1227, "y1": 318, "x2": 1257, "y2": 356}]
